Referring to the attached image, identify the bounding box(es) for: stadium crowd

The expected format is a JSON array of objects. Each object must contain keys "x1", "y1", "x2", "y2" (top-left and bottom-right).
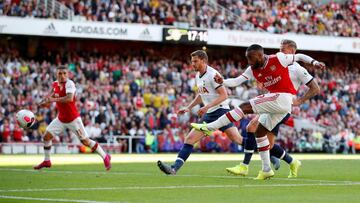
[
  {"x1": 0, "y1": 0, "x2": 359, "y2": 37},
  {"x1": 0, "y1": 45, "x2": 359, "y2": 154}
]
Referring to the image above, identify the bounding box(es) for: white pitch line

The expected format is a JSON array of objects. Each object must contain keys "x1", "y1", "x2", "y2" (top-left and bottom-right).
[
  {"x1": 1, "y1": 168, "x2": 359, "y2": 185},
  {"x1": 1, "y1": 182, "x2": 360, "y2": 194},
  {"x1": 0, "y1": 185, "x2": 239, "y2": 193},
  {"x1": 0, "y1": 195, "x2": 118, "y2": 203},
  {"x1": 243, "y1": 182, "x2": 360, "y2": 188}
]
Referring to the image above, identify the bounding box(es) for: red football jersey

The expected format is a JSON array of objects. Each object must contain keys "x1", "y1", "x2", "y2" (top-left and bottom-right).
[
  {"x1": 52, "y1": 80, "x2": 80, "y2": 123},
  {"x1": 251, "y1": 53, "x2": 297, "y2": 95}
]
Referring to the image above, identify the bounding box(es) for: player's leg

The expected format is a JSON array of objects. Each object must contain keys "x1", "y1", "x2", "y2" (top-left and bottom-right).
[
  {"x1": 270, "y1": 143, "x2": 301, "y2": 178},
  {"x1": 267, "y1": 114, "x2": 301, "y2": 177},
  {"x1": 268, "y1": 132, "x2": 301, "y2": 178},
  {"x1": 192, "y1": 93, "x2": 291, "y2": 133},
  {"x1": 192, "y1": 105, "x2": 248, "y2": 133},
  {"x1": 223, "y1": 127, "x2": 242, "y2": 145},
  {"x1": 68, "y1": 117, "x2": 111, "y2": 170},
  {"x1": 225, "y1": 116, "x2": 258, "y2": 176},
  {"x1": 191, "y1": 102, "x2": 252, "y2": 135},
  {"x1": 157, "y1": 129, "x2": 204, "y2": 175},
  {"x1": 34, "y1": 118, "x2": 63, "y2": 170},
  {"x1": 191, "y1": 101, "x2": 274, "y2": 179},
  {"x1": 253, "y1": 123, "x2": 275, "y2": 180}
]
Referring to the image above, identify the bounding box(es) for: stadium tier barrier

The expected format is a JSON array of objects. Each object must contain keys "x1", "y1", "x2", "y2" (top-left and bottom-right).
[{"x1": 0, "y1": 16, "x2": 360, "y2": 53}]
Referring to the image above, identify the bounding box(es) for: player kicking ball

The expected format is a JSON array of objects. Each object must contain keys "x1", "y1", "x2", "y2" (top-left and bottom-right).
[
  {"x1": 223, "y1": 40, "x2": 321, "y2": 178},
  {"x1": 157, "y1": 50, "x2": 243, "y2": 175},
  {"x1": 192, "y1": 44, "x2": 325, "y2": 180},
  {"x1": 34, "y1": 66, "x2": 111, "y2": 170}
]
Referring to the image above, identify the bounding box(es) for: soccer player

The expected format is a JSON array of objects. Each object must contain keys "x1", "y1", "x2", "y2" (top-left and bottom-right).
[
  {"x1": 34, "y1": 66, "x2": 111, "y2": 170},
  {"x1": 192, "y1": 44, "x2": 325, "y2": 179},
  {"x1": 157, "y1": 50, "x2": 243, "y2": 175},
  {"x1": 223, "y1": 40, "x2": 320, "y2": 178}
]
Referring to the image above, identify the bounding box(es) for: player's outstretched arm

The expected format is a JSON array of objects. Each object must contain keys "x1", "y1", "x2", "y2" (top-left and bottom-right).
[
  {"x1": 277, "y1": 52, "x2": 326, "y2": 69},
  {"x1": 223, "y1": 75, "x2": 248, "y2": 87},
  {"x1": 293, "y1": 79, "x2": 320, "y2": 106},
  {"x1": 38, "y1": 89, "x2": 54, "y2": 107},
  {"x1": 294, "y1": 54, "x2": 326, "y2": 69},
  {"x1": 214, "y1": 67, "x2": 252, "y2": 88},
  {"x1": 49, "y1": 93, "x2": 75, "y2": 103}
]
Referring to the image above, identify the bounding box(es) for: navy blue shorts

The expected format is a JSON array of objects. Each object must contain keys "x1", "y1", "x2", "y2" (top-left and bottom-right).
[
  {"x1": 271, "y1": 113, "x2": 291, "y2": 135},
  {"x1": 200, "y1": 108, "x2": 235, "y2": 132}
]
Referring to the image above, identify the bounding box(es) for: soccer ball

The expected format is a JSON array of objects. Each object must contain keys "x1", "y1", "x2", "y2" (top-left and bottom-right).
[{"x1": 16, "y1": 109, "x2": 36, "y2": 129}]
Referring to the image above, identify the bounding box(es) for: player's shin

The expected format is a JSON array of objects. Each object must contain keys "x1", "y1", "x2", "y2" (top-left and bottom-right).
[
  {"x1": 89, "y1": 139, "x2": 106, "y2": 159},
  {"x1": 256, "y1": 136, "x2": 272, "y2": 172},
  {"x1": 270, "y1": 144, "x2": 293, "y2": 164},
  {"x1": 207, "y1": 107, "x2": 244, "y2": 130},
  {"x1": 243, "y1": 133, "x2": 256, "y2": 165},
  {"x1": 44, "y1": 140, "x2": 52, "y2": 161},
  {"x1": 172, "y1": 143, "x2": 193, "y2": 171}
]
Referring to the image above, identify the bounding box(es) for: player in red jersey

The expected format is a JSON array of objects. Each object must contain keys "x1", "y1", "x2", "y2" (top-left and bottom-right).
[
  {"x1": 223, "y1": 40, "x2": 321, "y2": 178},
  {"x1": 34, "y1": 66, "x2": 111, "y2": 170},
  {"x1": 192, "y1": 44, "x2": 325, "y2": 179}
]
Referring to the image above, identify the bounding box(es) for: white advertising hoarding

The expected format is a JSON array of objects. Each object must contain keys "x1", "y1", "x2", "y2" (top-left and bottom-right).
[
  {"x1": 208, "y1": 29, "x2": 360, "y2": 53},
  {"x1": 1, "y1": 17, "x2": 360, "y2": 53},
  {"x1": 0, "y1": 16, "x2": 163, "y2": 42}
]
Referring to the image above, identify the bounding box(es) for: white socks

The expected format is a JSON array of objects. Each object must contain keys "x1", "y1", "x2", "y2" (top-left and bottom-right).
[
  {"x1": 44, "y1": 140, "x2": 52, "y2": 161},
  {"x1": 89, "y1": 139, "x2": 106, "y2": 159},
  {"x1": 256, "y1": 136, "x2": 271, "y2": 172},
  {"x1": 207, "y1": 107, "x2": 244, "y2": 130}
]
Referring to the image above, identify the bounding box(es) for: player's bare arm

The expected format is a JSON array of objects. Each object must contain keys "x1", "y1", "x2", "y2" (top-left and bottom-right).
[
  {"x1": 293, "y1": 79, "x2": 320, "y2": 106},
  {"x1": 177, "y1": 94, "x2": 202, "y2": 115},
  {"x1": 38, "y1": 89, "x2": 54, "y2": 107},
  {"x1": 197, "y1": 86, "x2": 228, "y2": 117},
  {"x1": 47, "y1": 93, "x2": 74, "y2": 103}
]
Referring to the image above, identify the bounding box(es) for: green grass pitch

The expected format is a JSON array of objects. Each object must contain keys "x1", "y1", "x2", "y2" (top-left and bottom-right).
[{"x1": 0, "y1": 154, "x2": 360, "y2": 203}]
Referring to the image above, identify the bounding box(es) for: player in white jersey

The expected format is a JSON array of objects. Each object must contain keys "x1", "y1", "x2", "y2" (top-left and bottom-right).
[
  {"x1": 192, "y1": 44, "x2": 325, "y2": 180},
  {"x1": 157, "y1": 50, "x2": 243, "y2": 175},
  {"x1": 224, "y1": 40, "x2": 320, "y2": 178}
]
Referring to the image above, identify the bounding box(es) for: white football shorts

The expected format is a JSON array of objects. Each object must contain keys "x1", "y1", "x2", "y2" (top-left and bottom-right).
[{"x1": 46, "y1": 117, "x2": 89, "y2": 140}]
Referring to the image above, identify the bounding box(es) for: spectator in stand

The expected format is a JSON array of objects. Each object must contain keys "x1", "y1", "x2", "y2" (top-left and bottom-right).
[
  {"x1": 0, "y1": 45, "x2": 358, "y2": 154},
  {"x1": 1, "y1": 0, "x2": 359, "y2": 37}
]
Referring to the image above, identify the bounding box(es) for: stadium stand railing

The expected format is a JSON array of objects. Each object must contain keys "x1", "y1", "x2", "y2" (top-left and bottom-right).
[
  {"x1": 37, "y1": 0, "x2": 73, "y2": 20},
  {"x1": 207, "y1": 0, "x2": 263, "y2": 31}
]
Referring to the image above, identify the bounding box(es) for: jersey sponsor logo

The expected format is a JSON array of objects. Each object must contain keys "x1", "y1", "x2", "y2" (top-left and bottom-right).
[
  {"x1": 263, "y1": 76, "x2": 282, "y2": 88},
  {"x1": 198, "y1": 87, "x2": 209, "y2": 94}
]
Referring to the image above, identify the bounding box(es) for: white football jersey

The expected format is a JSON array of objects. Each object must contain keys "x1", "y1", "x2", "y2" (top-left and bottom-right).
[
  {"x1": 195, "y1": 66, "x2": 229, "y2": 113},
  {"x1": 288, "y1": 62, "x2": 314, "y2": 91}
]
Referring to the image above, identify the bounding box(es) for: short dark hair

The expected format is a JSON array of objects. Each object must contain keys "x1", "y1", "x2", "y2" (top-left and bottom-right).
[
  {"x1": 281, "y1": 39, "x2": 297, "y2": 50},
  {"x1": 246, "y1": 44, "x2": 263, "y2": 52},
  {"x1": 191, "y1": 50, "x2": 208, "y2": 62},
  {"x1": 57, "y1": 66, "x2": 67, "y2": 70}
]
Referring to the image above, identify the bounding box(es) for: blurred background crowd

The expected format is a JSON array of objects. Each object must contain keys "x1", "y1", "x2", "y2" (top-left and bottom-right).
[
  {"x1": 0, "y1": 0, "x2": 359, "y2": 154},
  {"x1": 1, "y1": 0, "x2": 359, "y2": 37}
]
